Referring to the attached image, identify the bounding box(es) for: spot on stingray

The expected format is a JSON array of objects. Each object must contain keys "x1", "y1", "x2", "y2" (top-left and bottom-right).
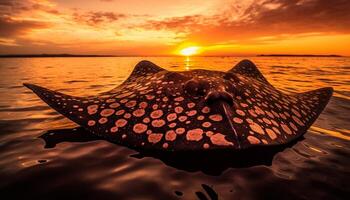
[
  {"x1": 100, "y1": 109, "x2": 115, "y2": 117},
  {"x1": 125, "y1": 100, "x2": 137, "y2": 108},
  {"x1": 248, "y1": 121, "x2": 265, "y2": 135},
  {"x1": 291, "y1": 108, "x2": 301, "y2": 118},
  {"x1": 187, "y1": 102, "x2": 195, "y2": 108},
  {"x1": 133, "y1": 109, "x2": 145, "y2": 117},
  {"x1": 143, "y1": 117, "x2": 150, "y2": 123},
  {"x1": 124, "y1": 113, "x2": 131, "y2": 119},
  {"x1": 197, "y1": 115, "x2": 205, "y2": 120},
  {"x1": 87, "y1": 120, "x2": 96, "y2": 126},
  {"x1": 292, "y1": 115, "x2": 304, "y2": 126},
  {"x1": 178, "y1": 116, "x2": 188, "y2": 122},
  {"x1": 266, "y1": 128, "x2": 277, "y2": 140},
  {"x1": 210, "y1": 133, "x2": 233, "y2": 146},
  {"x1": 186, "y1": 128, "x2": 204, "y2": 141},
  {"x1": 175, "y1": 128, "x2": 185, "y2": 135},
  {"x1": 109, "y1": 102, "x2": 120, "y2": 108},
  {"x1": 146, "y1": 95, "x2": 155, "y2": 100},
  {"x1": 115, "y1": 119, "x2": 128, "y2": 127},
  {"x1": 133, "y1": 123, "x2": 147, "y2": 134},
  {"x1": 151, "y1": 119, "x2": 166, "y2": 127},
  {"x1": 167, "y1": 113, "x2": 177, "y2": 121},
  {"x1": 273, "y1": 127, "x2": 281, "y2": 135},
  {"x1": 165, "y1": 130, "x2": 177, "y2": 141},
  {"x1": 106, "y1": 99, "x2": 116, "y2": 103},
  {"x1": 115, "y1": 109, "x2": 125, "y2": 115},
  {"x1": 281, "y1": 123, "x2": 292, "y2": 135},
  {"x1": 174, "y1": 96, "x2": 184, "y2": 101},
  {"x1": 175, "y1": 106, "x2": 184, "y2": 114},
  {"x1": 87, "y1": 104, "x2": 98, "y2": 115},
  {"x1": 248, "y1": 109, "x2": 257, "y2": 117},
  {"x1": 247, "y1": 135, "x2": 261, "y2": 144},
  {"x1": 206, "y1": 131, "x2": 214, "y2": 137},
  {"x1": 262, "y1": 118, "x2": 272, "y2": 125},
  {"x1": 240, "y1": 103, "x2": 248, "y2": 108},
  {"x1": 233, "y1": 117, "x2": 243, "y2": 124},
  {"x1": 151, "y1": 110, "x2": 163, "y2": 119},
  {"x1": 202, "y1": 122, "x2": 212, "y2": 128},
  {"x1": 110, "y1": 126, "x2": 118, "y2": 133},
  {"x1": 186, "y1": 110, "x2": 197, "y2": 117},
  {"x1": 209, "y1": 114, "x2": 223, "y2": 122},
  {"x1": 201, "y1": 106, "x2": 210, "y2": 113},
  {"x1": 98, "y1": 117, "x2": 108, "y2": 124},
  {"x1": 139, "y1": 102, "x2": 148, "y2": 108},
  {"x1": 148, "y1": 133, "x2": 163, "y2": 144},
  {"x1": 236, "y1": 109, "x2": 245, "y2": 116},
  {"x1": 162, "y1": 143, "x2": 169, "y2": 149}
]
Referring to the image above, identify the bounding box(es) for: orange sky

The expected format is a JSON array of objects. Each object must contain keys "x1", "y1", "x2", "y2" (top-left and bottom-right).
[{"x1": 0, "y1": 0, "x2": 349, "y2": 56}]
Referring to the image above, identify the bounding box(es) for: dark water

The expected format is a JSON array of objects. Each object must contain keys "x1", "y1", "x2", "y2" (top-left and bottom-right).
[{"x1": 0, "y1": 57, "x2": 349, "y2": 199}]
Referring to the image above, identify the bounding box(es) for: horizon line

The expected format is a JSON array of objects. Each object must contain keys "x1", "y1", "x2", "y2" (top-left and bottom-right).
[{"x1": 0, "y1": 53, "x2": 346, "y2": 58}]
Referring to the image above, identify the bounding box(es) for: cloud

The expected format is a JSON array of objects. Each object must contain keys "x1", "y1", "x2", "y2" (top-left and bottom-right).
[
  {"x1": 73, "y1": 11, "x2": 127, "y2": 26},
  {"x1": 0, "y1": 16, "x2": 50, "y2": 37},
  {"x1": 240, "y1": 0, "x2": 350, "y2": 34},
  {"x1": 143, "y1": 0, "x2": 350, "y2": 44}
]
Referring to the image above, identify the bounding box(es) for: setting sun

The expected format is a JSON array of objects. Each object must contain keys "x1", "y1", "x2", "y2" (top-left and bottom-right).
[{"x1": 180, "y1": 46, "x2": 200, "y2": 56}]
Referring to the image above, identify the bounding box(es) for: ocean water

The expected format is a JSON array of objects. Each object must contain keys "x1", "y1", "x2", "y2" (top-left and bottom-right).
[{"x1": 0, "y1": 56, "x2": 349, "y2": 199}]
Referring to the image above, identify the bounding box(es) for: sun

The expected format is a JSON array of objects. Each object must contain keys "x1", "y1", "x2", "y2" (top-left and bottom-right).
[{"x1": 179, "y1": 46, "x2": 200, "y2": 56}]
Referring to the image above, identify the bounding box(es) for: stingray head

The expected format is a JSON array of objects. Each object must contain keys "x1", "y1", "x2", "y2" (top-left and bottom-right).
[{"x1": 24, "y1": 60, "x2": 333, "y2": 151}]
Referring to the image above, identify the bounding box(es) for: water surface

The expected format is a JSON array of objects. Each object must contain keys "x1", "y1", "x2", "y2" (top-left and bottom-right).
[{"x1": 0, "y1": 56, "x2": 349, "y2": 199}]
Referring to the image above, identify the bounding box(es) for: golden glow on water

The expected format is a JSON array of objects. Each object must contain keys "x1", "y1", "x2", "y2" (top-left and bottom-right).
[
  {"x1": 185, "y1": 57, "x2": 191, "y2": 70},
  {"x1": 310, "y1": 127, "x2": 350, "y2": 140}
]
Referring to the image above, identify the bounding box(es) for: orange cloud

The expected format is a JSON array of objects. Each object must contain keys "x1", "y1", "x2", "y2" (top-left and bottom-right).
[{"x1": 73, "y1": 11, "x2": 127, "y2": 26}]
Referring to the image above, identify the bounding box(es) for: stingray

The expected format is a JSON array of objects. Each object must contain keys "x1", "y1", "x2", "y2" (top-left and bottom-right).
[{"x1": 24, "y1": 60, "x2": 333, "y2": 151}]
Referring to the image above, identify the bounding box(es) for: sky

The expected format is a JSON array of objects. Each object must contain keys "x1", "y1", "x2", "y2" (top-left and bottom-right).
[{"x1": 0, "y1": 0, "x2": 350, "y2": 56}]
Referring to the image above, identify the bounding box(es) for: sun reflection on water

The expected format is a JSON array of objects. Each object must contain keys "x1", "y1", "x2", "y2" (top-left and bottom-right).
[{"x1": 185, "y1": 56, "x2": 191, "y2": 70}]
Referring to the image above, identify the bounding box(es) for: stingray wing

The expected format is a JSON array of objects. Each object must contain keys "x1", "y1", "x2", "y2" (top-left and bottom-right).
[
  {"x1": 228, "y1": 59, "x2": 269, "y2": 83},
  {"x1": 227, "y1": 60, "x2": 333, "y2": 148},
  {"x1": 23, "y1": 61, "x2": 168, "y2": 141}
]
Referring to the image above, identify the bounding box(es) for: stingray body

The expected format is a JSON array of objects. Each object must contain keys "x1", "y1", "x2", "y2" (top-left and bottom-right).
[{"x1": 24, "y1": 60, "x2": 333, "y2": 151}]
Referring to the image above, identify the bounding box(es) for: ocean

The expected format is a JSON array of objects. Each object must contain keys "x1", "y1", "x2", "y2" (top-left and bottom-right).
[{"x1": 0, "y1": 56, "x2": 349, "y2": 199}]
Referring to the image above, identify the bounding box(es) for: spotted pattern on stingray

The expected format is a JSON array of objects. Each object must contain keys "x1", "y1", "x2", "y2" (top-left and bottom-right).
[{"x1": 24, "y1": 59, "x2": 333, "y2": 151}]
